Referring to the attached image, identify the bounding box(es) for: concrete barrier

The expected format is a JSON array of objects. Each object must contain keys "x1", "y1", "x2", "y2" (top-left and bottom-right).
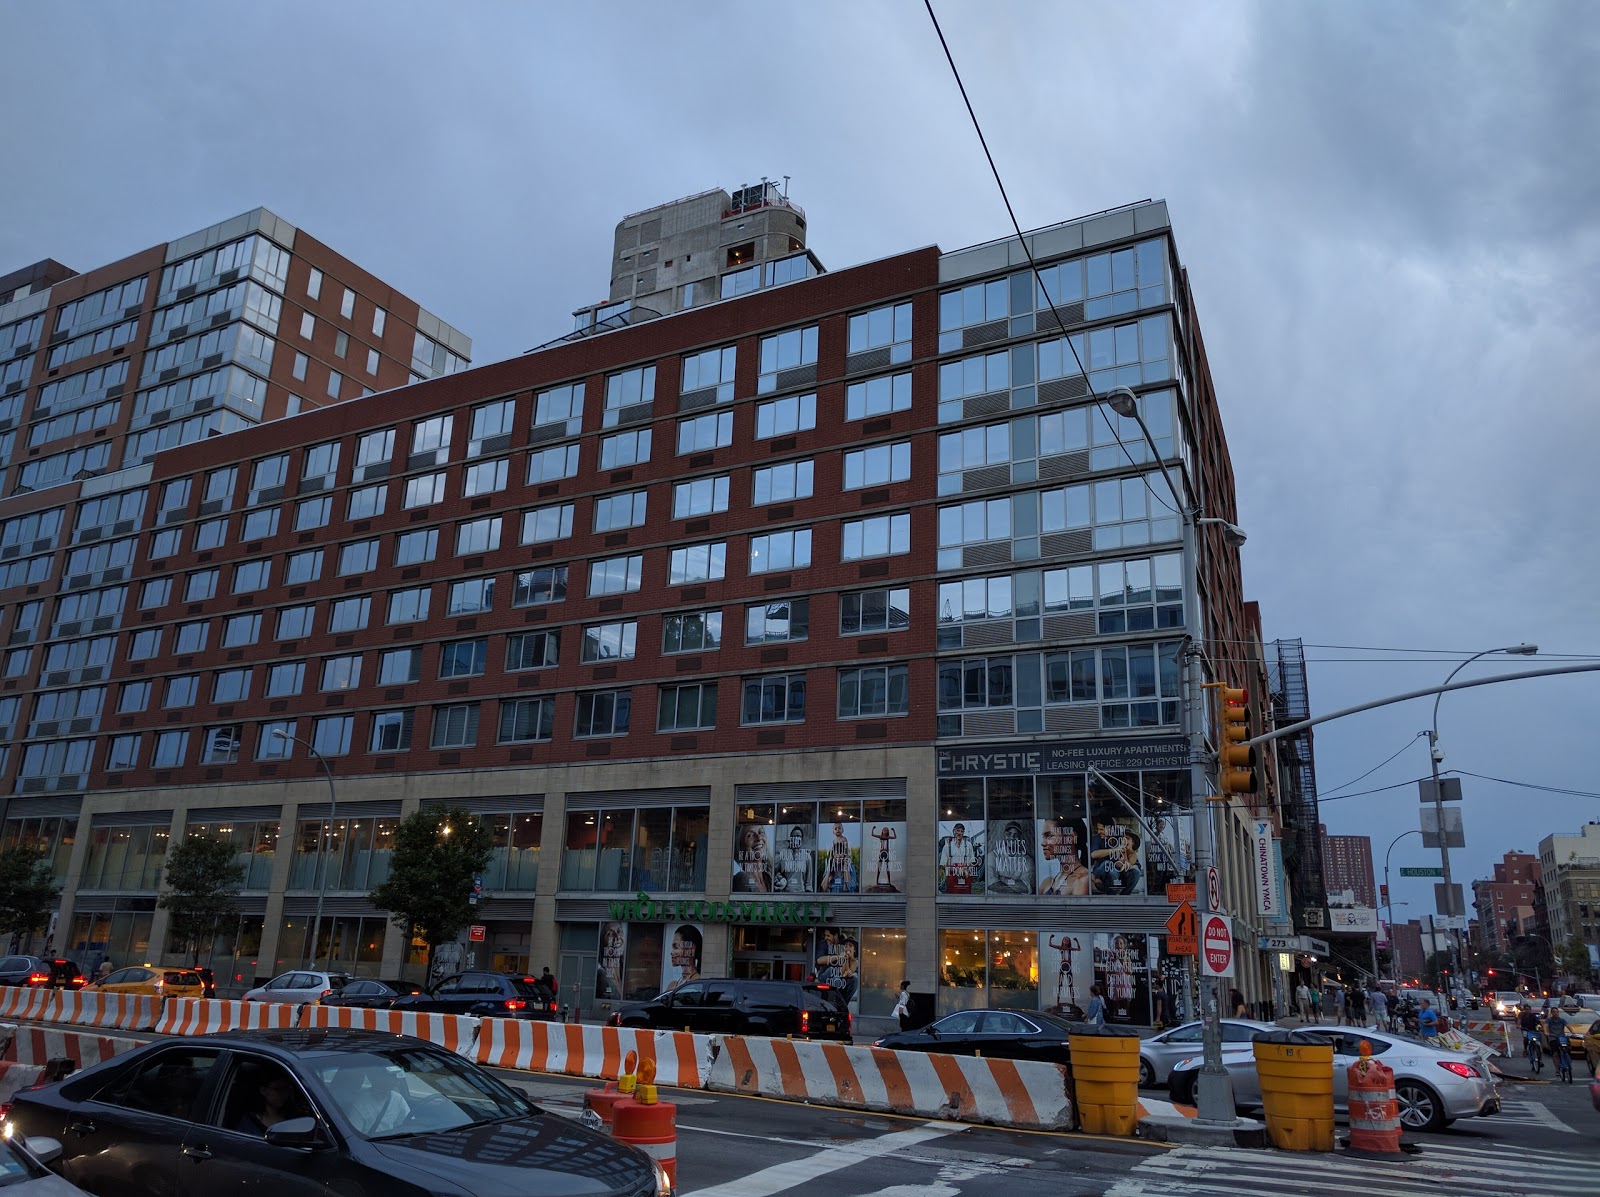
[
  {"x1": 705, "y1": 1035, "x2": 1074, "y2": 1131},
  {"x1": 0, "y1": 1062, "x2": 43, "y2": 1107},
  {"x1": 52, "y1": 991, "x2": 163, "y2": 1033},
  {"x1": 156, "y1": 998, "x2": 299, "y2": 1036},
  {"x1": 0, "y1": 988, "x2": 61, "y2": 1023},
  {"x1": 475, "y1": 1019, "x2": 708, "y2": 1088},
  {"x1": 301, "y1": 1005, "x2": 479, "y2": 1055},
  {"x1": 5, "y1": 1027, "x2": 140, "y2": 1070}
]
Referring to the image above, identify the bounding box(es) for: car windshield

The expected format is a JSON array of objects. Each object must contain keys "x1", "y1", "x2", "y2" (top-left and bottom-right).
[{"x1": 312, "y1": 1046, "x2": 532, "y2": 1140}]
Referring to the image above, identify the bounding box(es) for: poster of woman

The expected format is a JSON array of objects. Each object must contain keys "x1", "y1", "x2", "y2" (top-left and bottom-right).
[
  {"x1": 1037, "y1": 932, "x2": 1094, "y2": 1017},
  {"x1": 1036, "y1": 816, "x2": 1092, "y2": 895},
  {"x1": 1088, "y1": 817, "x2": 1145, "y2": 896},
  {"x1": 935, "y1": 821, "x2": 984, "y2": 894},
  {"x1": 732, "y1": 824, "x2": 772, "y2": 892},
  {"x1": 985, "y1": 818, "x2": 1035, "y2": 893},
  {"x1": 864, "y1": 821, "x2": 906, "y2": 893},
  {"x1": 660, "y1": 923, "x2": 703, "y2": 994},
  {"x1": 1092, "y1": 932, "x2": 1151, "y2": 1024},
  {"x1": 816, "y1": 821, "x2": 861, "y2": 893},
  {"x1": 596, "y1": 921, "x2": 626, "y2": 999}
]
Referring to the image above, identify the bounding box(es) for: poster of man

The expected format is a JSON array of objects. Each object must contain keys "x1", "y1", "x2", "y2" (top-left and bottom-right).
[
  {"x1": 596, "y1": 921, "x2": 626, "y2": 1000},
  {"x1": 1092, "y1": 932, "x2": 1152, "y2": 1024},
  {"x1": 865, "y1": 821, "x2": 906, "y2": 893},
  {"x1": 1038, "y1": 932, "x2": 1094, "y2": 1017},
  {"x1": 936, "y1": 821, "x2": 984, "y2": 894},
  {"x1": 817, "y1": 820, "x2": 861, "y2": 893},
  {"x1": 660, "y1": 923, "x2": 703, "y2": 995},
  {"x1": 1036, "y1": 815, "x2": 1093, "y2": 895},
  {"x1": 814, "y1": 926, "x2": 860, "y2": 1009},
  {"x1": 1145, "y1": 813, "x2": 1194, "y2": 891},
  {"x1": 1089, "y1": 817, "x2": 1145, "y2": 896},
  {"x1": 771, "y1": 823, "x2": 815, "y2": 893},
  {"x1": 986, "y1": 818, "x2": 1035, "y2": 893},
  {"x1": 732, "y1": 823, "x2": 772, "y2": 892}
]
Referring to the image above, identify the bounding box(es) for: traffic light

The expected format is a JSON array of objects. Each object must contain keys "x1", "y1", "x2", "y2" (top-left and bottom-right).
[{"x1": 1217, "y1": 686, "x2": 1257, "y2": 796}]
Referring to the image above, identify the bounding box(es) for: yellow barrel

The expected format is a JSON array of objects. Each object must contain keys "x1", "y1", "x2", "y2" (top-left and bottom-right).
[
  {"x1": 1252, "y1": 1032, "x2": 1334, "y2": 1152},
  {"x1": 1068, "y1": 1030, "x2": 1141, "y2": 1136}
]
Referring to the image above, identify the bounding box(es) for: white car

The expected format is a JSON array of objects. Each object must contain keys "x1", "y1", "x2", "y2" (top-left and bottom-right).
[
  {"x1": 1492, "y1": 990, "x2": 1526, "y2": 1019},
  {"x1": 1168, "y1": 1025, "x2": 1500, "y2": 1131},
  {"x1": 1138, "y1": 1019, "x2": 1279, "y2": 1088},
  {"x1": 241, "y1": 969, "x2": 350, "y2": 1004}
]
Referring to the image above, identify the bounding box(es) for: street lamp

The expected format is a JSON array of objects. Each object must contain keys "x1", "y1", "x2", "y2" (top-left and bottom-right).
[
  {"x1": 1427, "y1": 644, "x2": 1537, "y2": 999},
  {"x1": 1100, "y1": 385, "x2": 1243, "y2": 1125},
  {"x1": 272, "y1": 728, "x2": 338, "y2": 970},
  {"x1": 1383, "y1": 829, "x2": 1422, "y2": 986}
]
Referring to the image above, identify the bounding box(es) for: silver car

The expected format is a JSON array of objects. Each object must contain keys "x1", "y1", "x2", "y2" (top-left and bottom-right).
[
  {"x1": 0, "y1": 1133, "x2": 95, "y2": 1195},
  {"x1": 241, "y1": 969, "x2": 351, "y2": 1004},
  {"x1": 1138, "y1": 1019, "x2": 1279, "y2": 1088},
  {"x1": 1167, "y1": 1026, "x2": 1499, "y2": 1131}
]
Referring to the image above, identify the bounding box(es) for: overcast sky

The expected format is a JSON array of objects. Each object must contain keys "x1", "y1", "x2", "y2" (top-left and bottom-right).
[{"x1": 4, "y1": 1, "x2": 1597, "y2": 947}]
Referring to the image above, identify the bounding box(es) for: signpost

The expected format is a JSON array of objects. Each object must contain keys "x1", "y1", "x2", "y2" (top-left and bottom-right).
[
  {"x1": 1200, "y1": 913, "x2": 1234, "y2": 977},
  {"x1": 1399, "y1": 866, "x2": 1444, "y2": 877},
  {"x1": 1165, "y1": 901, "x2": 1198, "y2": 955}
]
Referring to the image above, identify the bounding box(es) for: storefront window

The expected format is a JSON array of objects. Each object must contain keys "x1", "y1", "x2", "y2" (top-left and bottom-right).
[
  {"x1": 816, "y1": 801, "x2": 861, "y2": 894},
  {"x1": 985, "y1": 779, "x2": 1034, "y2": 895},
  {"x1": 562, "y1": 805, "x2": 703, "y2": 894},
  {"x1": 288, "y1": 817, "x2": 395, "y2": 890},
  {"x1": 81, "y1": 824, "x2": 169, "y2": 890},
  {"x1": 940, "y1": 929, "x2": 987, "y2": 1012},
  {"x1": 857, "y1": 928, "x2": 907, "y2": 1016},
  {"x1": 596, "y1": 810, "x2": 633, "y2": 890},
  {"x1": 732, "y1": 804, "x2": 774, "y2": 893},
  {"x1": 988, "y1": 929, "x2": 1038, "y2": 1007},
  {"x1": 1, "y1": 816, "x2": 78, "y2": 883},
  {"x1": 185, "y1": 820, "x2": 279, "y2": 890},
  {"x1": 482, "y1": 811, "x2": 542, "y2": 891},
  {"x1": 936, "y1": 780, "x2": 984, "y2": 895},
  {"x1": 560, "y1": 811, "x2": 598, "y2": 890},
  {"x1": 669, "y1": 808, "x2": 707, "y2": 892},
  {"x1": 69, "y1": 905, "x2": 153, "y2": 971},
  {"x1": 632, "y1": 808, "x2": 672, "y2": 890}
]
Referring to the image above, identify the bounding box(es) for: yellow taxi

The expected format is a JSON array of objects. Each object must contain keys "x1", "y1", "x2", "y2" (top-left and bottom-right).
[
  {"x1": 1583, "y1": 1014, "x2": 1600, "y2": 1077},
  {"x1": 93, "y1": 965, "x2": 206, "y2": 999}
]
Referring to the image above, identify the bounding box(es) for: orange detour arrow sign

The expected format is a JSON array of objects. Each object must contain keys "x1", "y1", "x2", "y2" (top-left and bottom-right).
[{"x1": 1165, "y1": 900, "x2": 1198, "y2": 954}]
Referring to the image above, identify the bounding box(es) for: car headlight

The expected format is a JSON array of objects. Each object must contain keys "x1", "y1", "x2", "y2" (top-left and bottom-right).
[{"x1": 652, "y1": 1158, "x2": 674, "y2": 1197}]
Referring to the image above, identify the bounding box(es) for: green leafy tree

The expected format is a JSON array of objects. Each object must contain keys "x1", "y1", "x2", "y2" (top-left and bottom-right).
[
  {"x1": 1559, "y1": 935, "x2": 1593, "y2": 980},
  {"x1": 0, "y1": 846, "x2": 62, "y2": 950},
  {"x1": 159, "y1": 833, "x2": 245, "y2": 966},
  {"x1": 368, "y1": 808, "x2": 493, "y2": 975}
]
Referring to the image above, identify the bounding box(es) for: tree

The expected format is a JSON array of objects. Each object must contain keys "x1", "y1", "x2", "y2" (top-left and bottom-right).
[
  {"x1": 0, "y1": 846, "x2": 61, "y2": 951},
  {"x1": 1559, "y1": 935, "x2": 1593, "y2": 980},
  {"x1": 368, "y1": 807, "x2": 493, "y2": 975},
  {"x1": 158, "y1": 833, "x2": 245, "y2": 966}
]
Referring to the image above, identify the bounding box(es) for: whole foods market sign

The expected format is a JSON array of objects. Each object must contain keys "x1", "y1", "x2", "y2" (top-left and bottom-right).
[{"x1": 607, "y1": 892, "x2": 833, "y2": 926}]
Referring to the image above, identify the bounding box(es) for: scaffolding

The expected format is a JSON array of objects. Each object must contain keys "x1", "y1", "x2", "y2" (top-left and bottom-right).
[{"x1": 1267, "y1": 638, "x2": 1325, "y2": 928}]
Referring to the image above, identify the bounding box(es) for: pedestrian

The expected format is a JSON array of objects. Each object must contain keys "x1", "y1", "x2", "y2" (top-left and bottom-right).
[
  {"x1": 1229, "y1": 987, "x2": 1246, "y2": 1018},
  {"x1": 1330, "y1": 984, "x2": 1345, "y2": 1024},
  {"x1": 1295, "y1": 980, "x2": 1312, "y2": 1023},
  {"x1": 95, "y1": 958, "x2": 113, "y2": 983},
  {"x1": 1369, "y1": 986, "x2": 1387, "y2": 1030},
  {"x1": 1308, "y1": 985, "x2": 1321, "y2": 1023},
  {"x1": 1349, "y1": 986, "x2": 1366, "y2": 1027},
  {"x1": 1086, "y1": 983, "x2": 1107, "y2": 1027},
  {"x1": 893, "y1": 981, "x2": 914, "y2": 1032},
  {"x1": 1417, "y1": 997, "x2": 1439, "y2": 1038}
]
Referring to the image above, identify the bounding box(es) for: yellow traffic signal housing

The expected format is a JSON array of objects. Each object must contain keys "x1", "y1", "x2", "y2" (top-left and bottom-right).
[{"x1": 1218, "y1": 686, "x2": 1258, "y2": 795}]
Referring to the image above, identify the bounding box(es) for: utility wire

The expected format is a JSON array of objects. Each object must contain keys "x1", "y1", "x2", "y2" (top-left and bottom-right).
[
  {"x1": 920, "y1": 0, "x2": 1180, "y2": 516},
  {"x1": 1449, "y1": 770, "x2": 1600, "y2": 801},
  {"x1": 1318, "y1": 731, "x2": 1427, "y2": 797}
]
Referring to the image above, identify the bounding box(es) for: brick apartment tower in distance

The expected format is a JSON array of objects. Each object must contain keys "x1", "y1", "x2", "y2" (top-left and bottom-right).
[
  {"x1": 0, "y1": 185, "x2": 1278, "y2": 1034},
  {"x1": 1319, "y1": 823, "x2": 1376, "y2": 909},
  {"x1": 1471, "y1": 851, "x2": 1538, "y2": 956}
]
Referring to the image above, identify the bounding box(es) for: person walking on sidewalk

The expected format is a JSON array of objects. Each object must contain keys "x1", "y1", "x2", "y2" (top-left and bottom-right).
[
  {"x1": 1308, "y1": 985, "x2": 1322, "y2": 1023},
  {"x1": 1331, "y1": 985, "x2": 1345, "y2": 1024},
  {"x1": 1295, "y1": 981, "x2": 1312, "y2": 1022},
  {"x1": 1369, "y1": 986, "x2": 1388, "y2": 1030},
  {"x1": 1349, "y1": 985, "x2": 1366, "y2": 1027},
  {"x1": 892, "y1": 981, "x2": 914, "y2": 1032}
]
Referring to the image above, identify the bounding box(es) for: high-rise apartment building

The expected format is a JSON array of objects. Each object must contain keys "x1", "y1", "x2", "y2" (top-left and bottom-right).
[
  {"x1": 1538, "y1": 824, "x2": 1600, "y2": 949},
  {"x1": 1471, "y1": 850, "x2": 1539, "y2": 954},
  {"x1": 1319, "y1": 824, "x2": 1376, "y2": 910},
  {"x1": 0, "y1": 188, "x2": 1266, "y2": 1030}
]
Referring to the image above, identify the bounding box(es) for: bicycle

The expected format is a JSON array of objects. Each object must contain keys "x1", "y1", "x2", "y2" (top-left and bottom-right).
[
  {"x1": 1553, "y1": 1038, "x2": 1573, "y2": 1083},
  {"x1": 1525, "y1": 1029, "x2": 1543, "y2": 1074}
]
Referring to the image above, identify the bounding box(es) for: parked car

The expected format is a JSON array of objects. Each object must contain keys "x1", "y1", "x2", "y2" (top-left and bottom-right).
[
  {"x1": 610, "y1": 977, "x2": 851, "y2": 1041},
  {"x1": 0, "y1": 1129, "x2": 96, "y2": 1195},
  {"x1": 1138, "y1": 1019, "x2": 1279, "y2": 1088},
  {"x1": 4, "y1": 1028, "x2": 671, "y2": 1197},
  {"x1": 394, "y1": 972, "x2": 558, "y2": 1020},
  {"x1": 1168, "y1": 1026, "x2": 1499, "y2": 1131},
  {"x1": 0, "y1": 957, "x2": 83, "y2": 989},
  {"x1": 1493, "y1": 990, "x2": 1527, "y2": 1019},
  {"x1": 241, "y1": 971, "x2": 350, "y2": 1005},
  {"x1": 320, "y1": 979, "x2": 426, "y2": 1009},
  {"x1": 873, "y1": 1007, "x2": 1075, "y2": 1065},
  {"x1": 94, "y1": 966, "x2": 205, "y2": 999}
]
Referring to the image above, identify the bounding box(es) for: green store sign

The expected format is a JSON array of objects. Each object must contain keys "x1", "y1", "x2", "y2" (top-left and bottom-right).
[{"x1": 607, "y1": 891, "x2": 833, "y2": 927}]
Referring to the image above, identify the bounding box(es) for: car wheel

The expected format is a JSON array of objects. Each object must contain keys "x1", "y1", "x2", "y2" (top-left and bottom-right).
[
  {"x1": 1170, "y1": 1072, "x2": 1197, "y2": 1106},
  {"x1": 1394, "y1": 1080, "x2": 1446, "y2": 1132},
  {"x1": 1138, "y1": 1058, "x2": 1156, "y2": 1089}
]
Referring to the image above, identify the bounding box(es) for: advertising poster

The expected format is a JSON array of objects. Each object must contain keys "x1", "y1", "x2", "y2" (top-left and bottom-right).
[
  {"x1": 1146, "y1": 812, "x2": 1195, "y2": 891},
  {"x1": 621, "y1": 923, "x2": 663, "y2": 1001},
  {"x1": 771, "y1": 821, "x2": 816, "y2": 894},
  {"x1": 1037, "y1": 933, "x2": 1095, "y2": 1017},
  {"x1": 986, "y1": 817, "x2": 1036, "y2": 894},
  {"x1": 813, "y1": 925, "x2": 860, "y2": 1011},
  {"x1": 732, "y1": 822, "x2": 773, "y2": 893},
  {"x1": 862, "y1": 820, "x2": 906, "y2": 893},
  {"x1": 936, "y1": 819, "x2": 984, "y2": 894},
  {"x1": 1088, "y1": 811, "x2": 1146, "y2": 896},
  {"x1": 1036, "y1": 814, "x2": 1093, "y2": 896},
  {"x1": 816, "y1": 820, "x2": 862, "y2": 893},
  {"x1": 660, "y1": 922, "x2": 703, "y2": 995},
  {"x1": 597, "y1": 920, "x2": 626, "y2": 1000},
  {"x1": 1093, "y1": 931, "x2": 1152, "y2": 1024}
]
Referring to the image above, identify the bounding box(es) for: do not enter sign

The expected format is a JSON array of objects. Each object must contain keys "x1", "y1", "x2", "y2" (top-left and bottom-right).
[{"x1": 1201, "y1": 913, "x2": 1234, "y2": 978}]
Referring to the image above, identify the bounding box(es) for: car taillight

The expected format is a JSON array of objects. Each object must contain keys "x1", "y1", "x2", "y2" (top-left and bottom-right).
[
  {"x1": 608, "y1": 1012, "x2": 621, "y2": 1027},
  {"x1": 319, "y1": 989, "x2": 331, "y2": 999},
  {"x1": 1438, "y1": 1061, "x2": 1477, "y2": 1079},
  {"x1": 504, "y1": 999, "x2": 526, "y2": 1010},
  {"x1": 801, "y1": 1011, "x2": 810, "y2": 1033},
  {"x1": 26, "y1": 973, "x2": 48, "y2": 985}
]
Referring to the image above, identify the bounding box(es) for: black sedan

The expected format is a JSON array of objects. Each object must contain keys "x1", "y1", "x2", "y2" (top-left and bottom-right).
[
  {"x1": 874, "y1": 1007, "x2": 1079, "y2": 1065},
  {"x1": 4, "y1": 1028, "x2": 670, "y2": 1197},
  {"x1": 393, "y1": 972, "x2": 558, "y2": 1020},
  {"x1": 321, "y1": 979, "x2": 426, "y2": 1009}
]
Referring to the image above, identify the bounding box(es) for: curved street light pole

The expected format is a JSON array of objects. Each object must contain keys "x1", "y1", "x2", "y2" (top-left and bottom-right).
[
  {"x1": 1383, "y1": 829, "x2": 1423, "y2": 986},
  {"x1": 271, "y1": 728, "x2": 338, "y2": 970},
  {"x1": 1427, "y1": 644, "x2": 1537, "y2": 1003}
]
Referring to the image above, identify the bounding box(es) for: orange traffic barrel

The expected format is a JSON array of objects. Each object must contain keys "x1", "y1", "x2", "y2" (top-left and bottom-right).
[
  {"x1": 1346, "y1": 1041, "x2": 1402, "y2": 1153},
  {"x1": 611, "y1": 1093, "x2": 676, "y2": 1189}
]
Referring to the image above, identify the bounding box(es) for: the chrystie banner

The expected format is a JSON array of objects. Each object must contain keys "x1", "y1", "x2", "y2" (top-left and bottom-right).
[
  {"x1": 607, "y1": 892, "x2": 834, "y2": 926},
  {"x1": 937, "y1": 737, "x2": 1189, "y2": 776}
]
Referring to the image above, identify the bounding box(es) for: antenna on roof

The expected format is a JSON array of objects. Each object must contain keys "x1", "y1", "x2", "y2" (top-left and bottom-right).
[{"x1": 783, "y1": 175, "x2": 790, "y2": 198}]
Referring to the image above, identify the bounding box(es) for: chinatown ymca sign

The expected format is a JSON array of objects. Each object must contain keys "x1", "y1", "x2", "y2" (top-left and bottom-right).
[{"x1": 937, "y1": 737, "x2": 1189, "y2": 776}]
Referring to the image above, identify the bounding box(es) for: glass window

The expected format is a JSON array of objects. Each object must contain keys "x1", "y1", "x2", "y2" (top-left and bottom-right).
[
  {"x1": 468, "y1": 399, "x2": 516, "y2": 456},
  {"x1": 296, "y1": 495, "x2": 332, "y2": 531},
  {"x1": 339, "y1": 539, "x2": 380, "y2": 576},
  {"x1": 672, "y1": 475, "x2": 729, "y2": 519},
  {"x1": 745, "y1": 599, "x2": 808, "y2": 644},
  {"x1": 592, "y1": 491, "x2": 648, "y2": 533},
  {"x1": 320, "y1": 655, "x2": 362, "y2": 691},
  {"x1": 393, "y1": 528, "x2": 438, "y2": 566},
  {"x1": 598, "y1": 430, "x2": 649, "y2": 470},
  {"x1": 748, "y1": 529, "x2": 810, "y2": 574},
  {"x1": 340, "y1": 288, "x2": 356, "y2": 319},
  {"x1": 680, "y1": 345, "x2": 736, "y2": 403},
  {"x1": 463, "y1": 458, "x2": 508, "y2": 498},
  {"x1": 185, "y1": 569, "x2": 218, "y2": 602},
  {"x1": 505, "y1": 630, "x2": 557, "y2": 672},
  {"x1": 431, "y1": 703, "x2": 479, "y2": 748},
  {"x1": 378, "y1": 647, "x2": 421, "y2": 685},
  {"x1": 370, "y1": 709, "x2": 413, "y2": 753},
  {"x1": 355, "y1": 428, "x2": 394, "y2": 470},
  {"x1": 755, "y1": 393, "x2": 815, "y2": 439},
  {"x1": 841, "y1": 513, "x2": 911, "y2": 560},
  {"x1": 439, "y1": 639, "x2": 488, "y2": 678},
  {"x1": 752, "y1": 461, "x2": 813, "y2": 505},
  {"x1": 588, "y1": 555, "x2": 641, "y2": 596},
  {"x1": 741, "y1": 673, "x2": 806, "y2": 725},
  {"x1": 662, "y1": 609, "x2": 721, "y2": 654},
  {"x1": 534, "y1": 383, "x2": 583, "y2": 437},
  {"x1": 240, "y1": 508, "x2": 279, "y2": 541},
  {"x1": 347, "y1": 484, "x2": 387, "y2": 521},
  {"x1": 232, "y1": 559, "x2": 270, "y2": 594},
  {"x1": 677, "y1": 410, "x2": 733, "y2": 454},
  {"x1": 512, "y1": 566, "x2": 567, "y2": 607},
  {"x1": 841, "y1": 587, "x2": 910, "y2": 634},
  {"x1": 838, "y1": 664, "x2": 909, "y2": 718},
  {"x1": 403, "y1": 472, "x2": 446, "y2": 508},
  {"x1": 658, "y1": 683, "x2": 716, "y2": 732},
  {"x1": 328, "y1": 597, "x2": 371, "y2": 633},
  {"x1": 580, "y1": 621, "x2": 637, "y2": 663},
  {"x1": 843, "y1": 442, "x2": 911, "y2": 489},
  {"x1": 275, "y1": 605, "x2": 315, "y2": 639},
  {"x1": 497, "y1": 697, "x2": 554, "y2": 743},
  {"x1": 118, "y1": 681, "x2": 151, "y2": 713},
  {"x1": 446, "y1": 577, "x2": 494, "y2": 616},
  {"x1": 312, "y1": 715, "x2": 354, "y2": 756},
  {"x1": 528, "y1": 442, "x2": 581, "y2": 483},
  {"x1": 307, "y1": 269, "x2": 322, "y2": 299},
  {"x1": 456, "y1": 516, "x2": 502, "y2": 555},
  {"x1": 265, "y1": 662, "x2": 305, "y2": 697},
  {"x1": 165, "y1": 675, "x2": 200, "y2": 708},
  {"x1": 575, "y1": 690, "x2": 631, "y2": 737},
  {"x1": 757, "y1": 326, "x2": 818, "y2": 393},
  {"x1": 521, "y1": 503, "x2": 574, "y2": 545},
  {"x1": 848, "y1": 302, "x2": 913, "y2": 362},
  {"x1": 212, "y1": 668, "x2": 251, "y2": 702},
  {"x1": 284, "y1": 549, "x2": 323, "y2": 585},
  {"x1": 174, "y1": 621, "x2": 208, "y2": 654},
  {"x1": 603, "y1": 365, "x2": 655, "y2": 427},
  {"x1": 411, "y1": 415, "x2": 454, "y2": 464},
  {"x1": 152, "y1": 730, "x2": 189, "y2": 768},
  {"x1": 668, "y1": 542, "x2": 726, "y2": 585},
  {"x1": 845, "y1": 373, "x2": 911, "y2": 421}
]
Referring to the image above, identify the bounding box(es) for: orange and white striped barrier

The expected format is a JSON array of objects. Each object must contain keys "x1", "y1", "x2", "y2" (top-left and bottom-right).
[
  {"x1": 475, "y1": 1019, "x2": 707, "y2": 1089},
  {"x1": 1137, "y1": 1095, "x2": 1197, "y2": 1121},
  {"x1": 301, "y1": 1005, "x2": 479, "y2": 1056},
  {"x1": 4, "y1": 1027, "x2": 138, "y2": 1070},
  {"x1": 705, "y1": 1035, "x2": 1074, "y2": 1130},
  {"x1": 0, "y1": 988, "x2": 62, "y2": 1023},
  {"x1": 1347, "y1": 1049, "x2": 1402, "y2": 1153},
  {"x1": 51, "y1": 990, "x2": 163, "y2": 1033},
  {"x1": 155, "y1": 998, "x2": 299, "y2": 1036}
]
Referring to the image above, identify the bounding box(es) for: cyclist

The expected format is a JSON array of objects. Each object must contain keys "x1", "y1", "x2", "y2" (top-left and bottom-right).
[
  {"x1": 1518, "y1": 1004, "x2": 1543, "y2": 1073},
  {"x1": 1545, "y1": 1005, "x2": 1573, "y2": 1082}
]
